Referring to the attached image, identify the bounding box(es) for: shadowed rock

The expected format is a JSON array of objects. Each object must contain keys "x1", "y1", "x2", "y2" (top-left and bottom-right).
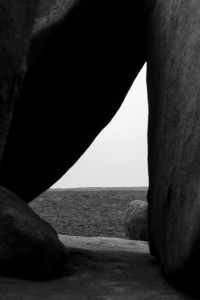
[
  {"x1": 0, "y1": 0, "x2": 69, "y2": 279},
  {"x1": 125, "y1": 200, "x2": 148, "y2": 241},
  {"x1": 0, "y1": 0, "x2": 40, "y2": 162},
  {"x1": 0, "y1": 0, "x2": 146, "y2": 201},
  {"x1": 0, "y1": 187, "x2": 69, "y2": 279}
]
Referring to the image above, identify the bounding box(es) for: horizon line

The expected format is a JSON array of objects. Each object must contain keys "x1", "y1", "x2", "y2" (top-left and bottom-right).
[{"x1": 50, "y1": 186, "x2": 148, "y2": 190}]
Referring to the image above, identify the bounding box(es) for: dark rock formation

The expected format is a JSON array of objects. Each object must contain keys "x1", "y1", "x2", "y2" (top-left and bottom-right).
[
  {"x1": 0, "y1": 0, "x2": 40, "y2": 162},
  {"x1": 0, "y1": 0, "x2": 68, "y2": 279},
  {"x1": 0, "y1": 186, "x2": 68, "y2": 279},
  {"x1": 125, "y1": 200, "x2": 148, "y2": 241},
  {"x1": 0, "y1": 0, "x2": 146, "y2": 201}
]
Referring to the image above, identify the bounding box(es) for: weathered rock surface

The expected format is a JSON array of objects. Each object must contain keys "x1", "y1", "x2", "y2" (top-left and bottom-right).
[
  {"x1": 0, "y1": 235, "x2": 195, "y2": 299},
  {"x1": 125, "y1": 200, "x2": 148, "y2": 241},
  {"x1": 29, "y1": 0, "x2": 79, "y2": 70},
  {"x1": 147, "y1": 0, "x2": 200, "y2": 279}
]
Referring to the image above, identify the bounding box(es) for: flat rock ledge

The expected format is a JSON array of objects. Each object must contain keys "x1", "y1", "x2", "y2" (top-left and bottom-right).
[{"x1": 0, "y1": 235, "x2": 194, "y2": 299}]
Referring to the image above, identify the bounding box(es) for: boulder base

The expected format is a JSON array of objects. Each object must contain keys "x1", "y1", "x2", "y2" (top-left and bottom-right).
[
  {"x1": 0, "y1": 235, "x2": 194, "y2": 299},
  {"x1": 125, "y1": 200, "x2": 148, "y2": 241}
]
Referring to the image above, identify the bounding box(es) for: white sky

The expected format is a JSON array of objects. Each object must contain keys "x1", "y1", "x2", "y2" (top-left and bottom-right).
[{"x1": 52, "y1": 64, "x2": 149, "y2": 188}]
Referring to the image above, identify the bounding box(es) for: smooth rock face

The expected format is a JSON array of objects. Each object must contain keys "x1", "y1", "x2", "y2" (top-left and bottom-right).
[
  {"x1": 0, "y1": 235, "x2": 195, "y2": 299},
  {"x1": 125, "y1": 200, "x2": 148, "y2": 241}
]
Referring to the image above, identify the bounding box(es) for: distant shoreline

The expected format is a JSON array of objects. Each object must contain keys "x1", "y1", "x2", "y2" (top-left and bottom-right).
[{"x1": 49, "y1": 187, "x2": 148, "y2": 192}]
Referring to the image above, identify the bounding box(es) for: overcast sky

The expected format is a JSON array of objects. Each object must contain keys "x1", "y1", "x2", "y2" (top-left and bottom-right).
[{"x1": 52, "y1": 64, "x2": 148, "y2": 188}]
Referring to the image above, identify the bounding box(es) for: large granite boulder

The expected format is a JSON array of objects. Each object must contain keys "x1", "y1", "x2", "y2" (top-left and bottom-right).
[
  {"x1": 125, "y1": 200, "x2": 148, "y2": 241},
  {"x1": 147, "y1": 0, "x2": 200, "y2": 280},
  {"x1": 0, "y1": 0, "x2": 147, "y2": 202}
]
